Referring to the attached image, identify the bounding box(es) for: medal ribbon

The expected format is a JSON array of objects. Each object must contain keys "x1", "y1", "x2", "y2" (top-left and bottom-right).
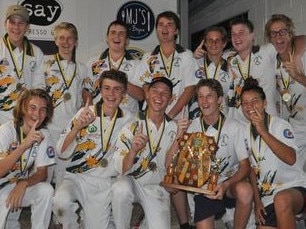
[
  {"x1": 89, "y1": 105, "x2": 119, "y2": 161},
  {"x1": 204, "y1": 56, "x2": 222, "y2": 79},
  {"x1": 160, "y1": 47, "x2": 174, "y2": 77},
  {"x1": 100, "y1": 105, "x2": 118, "y2": 153},
  {"x1": 249, "y1": 127, "x2": 262, "y2": 164},
  {"x1": 237, "y1": 54, "x2": 251, "y2": 80},
  {"x1": 200, "y1": 114, "x2": 225, "y2": 145},
  {"x1": 3, "y1": 36, "x2": 27, "y2": 79},
  {"x1": 145, "y1": 111, "x2": 166, "y2": 157},
  {"x1": 127, "y1": 112, "x2": 166, "y2": 178},
  {"x1": 18, "y1": 127, "x2": 36, "y2": 174},
  {"x1": 249, "y1": 114, "x2": 270, "y2": 164},
  {"x1": 108, "y1": 52, "x2": 124, "y2": 70},
  {"x1": 55, "y1": 53, "x2": 77, "y2": 90},
  {"x1": 276, "y1": 54, "x2": 292, "y2": 91}
]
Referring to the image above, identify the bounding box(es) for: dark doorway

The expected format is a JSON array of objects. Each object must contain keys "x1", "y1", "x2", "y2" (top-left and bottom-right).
[
  {"x1": 30, "y1": 40, "x2": 57, "y2": 55},
  {"x1": 191, "y1": 12, "x2": 248, "y2": 52}
]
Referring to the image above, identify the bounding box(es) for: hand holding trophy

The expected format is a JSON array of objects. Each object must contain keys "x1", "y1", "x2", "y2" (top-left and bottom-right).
[{"x1": 162, "y1": 132, "x2": 220, "y2": 195}]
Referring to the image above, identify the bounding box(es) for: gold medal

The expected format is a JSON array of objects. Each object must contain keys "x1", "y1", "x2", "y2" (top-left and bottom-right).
[
  {"x1": 63, "y1": 92, "x2": 71, "y2": 101},
  {"x1": 100, "y1": 158, "x2": 108, "y2": 168},
  {"x1": 282, "y1": 90, "x2": 291, "y2": 102}
]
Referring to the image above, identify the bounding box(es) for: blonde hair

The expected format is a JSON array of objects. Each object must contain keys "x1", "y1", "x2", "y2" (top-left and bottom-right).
[
  {"x1": 265, "y1": 14, "x2": 295, "y2": 42},
  {"x1": 54, "y1": 22, "x2": 78, "y2": 41}
]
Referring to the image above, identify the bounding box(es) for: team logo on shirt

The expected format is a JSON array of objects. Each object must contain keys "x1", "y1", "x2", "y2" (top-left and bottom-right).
[
  {"x1": 168, "y1": 130, "x2": 176, "y2": 142},
  {"x1": 253, "y1": 55, "x2": 263, "y2": 65},
  {"x1": 47, "y1": 146, "x2": 55, "y2": 158},
  {"x1": 127, "y1": 47, "x2": 144, "y2": 60},
  {"x1": 219, "y1": 134, "x2": 228, "y2": 146},
  {"x1": 283, "y1": 128, "x2": 294, "y2": 139},
  {"x1": 87, "y1": 124, "x2": 97, "y2": 133},
  {"x1": 195, "y1": 68, "x2": 205, "y2": 79}
]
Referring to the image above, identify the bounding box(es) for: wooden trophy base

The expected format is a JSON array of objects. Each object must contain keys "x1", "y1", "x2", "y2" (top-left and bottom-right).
[{"x1": 160, "y1": 182, "x2": 214, "y2": 195}]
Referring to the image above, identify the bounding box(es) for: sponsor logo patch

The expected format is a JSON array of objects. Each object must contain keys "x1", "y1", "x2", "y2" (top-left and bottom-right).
[
  {"x1": 46, "y1": 146, "x2": 55, "y2": 158},
  {"x1": 283, "y1": 128, "x2": 294, "y2": 139}
]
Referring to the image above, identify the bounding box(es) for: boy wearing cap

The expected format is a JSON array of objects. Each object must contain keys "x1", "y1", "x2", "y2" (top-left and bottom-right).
[
  {"x1": 0, "y1": 5, "x2": 45, "y2": 125},
  {"x1": 111, "y1": 77, "x2": 178, "y2": 229}
]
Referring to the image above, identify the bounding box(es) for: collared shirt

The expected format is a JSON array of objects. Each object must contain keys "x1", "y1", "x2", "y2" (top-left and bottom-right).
[
  {"x1": 0, "y1": 36, "x2": 45, "y2": 124},
  {"x1": 276, "y1": 51, "x2": 306, "y2": 148},
  {"x1": 192, "y1": 56, "x2": 230, "y2": 117},
  {"x1": 113, "y1": 111, "x2": 177, "y2": 185},
  {"x1": 87, "y1": 49, "x2": 142, "y2": 115},
  {"x1": 56, "y1": 101, "x2": 134, "y2": 177},
  {"x1": 136, "y1": 45, "x2": 198, "y2": 118},
  {"x1": 0, "y1": 121, "x2": 55, "y2": 187},
  {"x1": 246, "y1": 115, "x2": 306, "y2": 207},
  {"x1": 226, "y1": 44, "x2": 278, "y2": 123},
  {"x1": 44, "y1": 54, "x2": 93, "y2": 144}
]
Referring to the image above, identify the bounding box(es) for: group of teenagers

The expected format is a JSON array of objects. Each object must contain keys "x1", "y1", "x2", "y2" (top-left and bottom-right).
[{"x1": 0, "y1": 3, "x2": 306, "y2": 229}]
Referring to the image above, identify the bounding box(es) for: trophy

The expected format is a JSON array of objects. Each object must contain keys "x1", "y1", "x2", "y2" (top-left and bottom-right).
[{"x1": 162, "y1": 132, "x2": 220, "y2": 195}]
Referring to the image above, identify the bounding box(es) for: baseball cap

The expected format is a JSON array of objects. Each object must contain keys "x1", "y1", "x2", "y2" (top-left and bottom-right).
[
  {"x1": 149, "y1": 77, "x2": 173, "y2": 93},
  {"x1": 6, "y1": 5, "x2": 29, "y2": 22}
]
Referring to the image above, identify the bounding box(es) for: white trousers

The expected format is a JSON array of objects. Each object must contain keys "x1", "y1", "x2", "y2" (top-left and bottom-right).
[
  {"x1": 53, "y1": 170, "x2": 113, "y2": 229},
  {"x1": 112, "y1": 176, "x2": 170, "y2": 229},
  {"x1": 0, "y1": 182, "x2": 54, "y2": 229},
  {"x1": 5, "y1": 210, "x2": 21, "y2": 229}
]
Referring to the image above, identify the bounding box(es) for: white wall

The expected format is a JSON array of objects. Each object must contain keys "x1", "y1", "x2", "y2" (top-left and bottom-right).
[
  {"x1": 0, "y1": 0, "x2": 178, "y2": 63},
  {"x1": 189, "y1": 0, "x2": 306, "y2": 46},
  {"x1": 265, "y1": 0, "x2": 305, "y2": 36}
]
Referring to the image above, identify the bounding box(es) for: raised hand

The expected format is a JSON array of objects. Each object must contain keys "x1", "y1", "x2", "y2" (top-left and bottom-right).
[
  {"x1": 22, "y1": 120, "x2": 44, "y2": 149},
  {"x1": 249, "y1": 106, "x2": 266, "y2": 135},
  {"x1": 130, "y1": 122, "x2": 148, "y2": 155},
  {"x1": 176, "y1": 108, "x2": 191, "y2": 138},
  {"x1": 75, "y1": 98, "x2": 95, "y2": 130},
  {"x1": 283, "y1": 53, "x2": 303, "y2": 80},
  {"x1": 193, "y1": 39, "x2": 206, "y2": 59}
]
